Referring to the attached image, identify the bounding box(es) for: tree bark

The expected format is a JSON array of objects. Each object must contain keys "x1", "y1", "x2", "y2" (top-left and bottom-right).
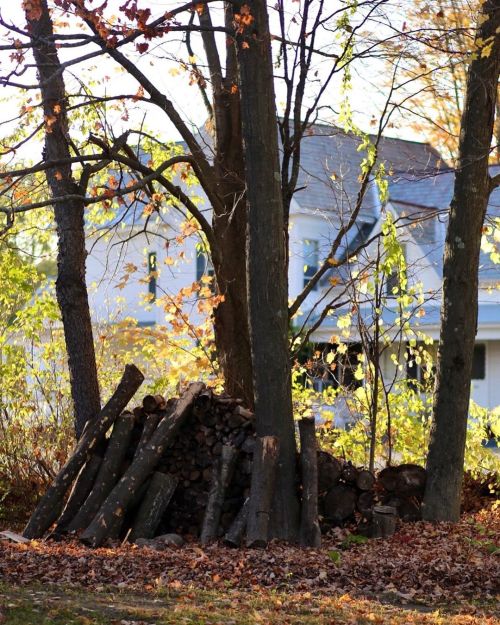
[
  {"x1": 298, "y1": 418, "x2": 321, "y2": 547},
  {"x1": 26, "y1": 1, "x2": 101, "y2": 439},
  {"x1": 246, "y1": 436, "x2": 279, "y2": 548},
  {"x1": 23, "y1": 364, "x2": 144, "y2": 539},
  {"x1": 423, "y1": 1, "x2": 500, "y2": 522},
  {"x1": 66, "y1": 412, "x2": 136, "y2": 532},
  {"x1": 235, "y1": 0, "x2": 300, "y2": 542},
  {"x1": 80, "y1": 382, "x2": 204, "y2": 547},
  {"x1": 200, "y1": 444, "x2": 238, "y2": 544},
  {"x1": 129, "y1": 472, "x2": 178, "y2": 541}
]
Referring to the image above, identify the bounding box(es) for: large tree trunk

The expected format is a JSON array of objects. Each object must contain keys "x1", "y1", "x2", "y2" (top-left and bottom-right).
[
  {"x1": 423, "y1": 0, "x2": 500, "y2": 522},
  {"x1": 235, "y1": 0, "x2": 300, "y2": 541},
  {"x1": 26, "y1": 0, "x2": 101, "y2": 439},
  {"x1": 211, "y1": 64, "x2": 254, "y2": 407}
]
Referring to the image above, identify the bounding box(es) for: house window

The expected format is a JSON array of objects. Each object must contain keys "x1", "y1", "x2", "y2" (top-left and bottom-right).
[
  {"x1": 147, "y1": 251, "x2": 157, "y2": 301},
  {"x1": 196, "y1": 250, "x2": 215, "y2": 288},
  {"x1": 303, "y1": 239, "x2": 319, "y2": 289},
  {"x1": 472, "y1": 344, "x2": 486, "y2": 380}
]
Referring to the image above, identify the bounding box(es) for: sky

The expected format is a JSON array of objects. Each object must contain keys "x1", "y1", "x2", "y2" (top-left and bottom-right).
[{"x1": 0, "y1": 0, "x2": 421, "y2": 154}]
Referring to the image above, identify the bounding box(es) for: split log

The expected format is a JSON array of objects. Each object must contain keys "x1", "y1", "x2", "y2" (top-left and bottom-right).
[
  {"x1": 200, "y1": 445, "x2": 238, "y2": 544},
  {"x1": 317, "y1": 451, "x2": 342, "y2": 492},
  {"x1": 142, "y1": 394, "x2": 166, "y2": 413},
  {"x1": 371, "y1": 505, "x2": 397, "y2": 538},
  {"x1": 80, "y1": 382, "x2": 204, "y2": 547},
  {"x1": 324, "y1": 484, "x2": 357, "y2": 524},
  {"x1": 129, "y1": 472, "x2": 178, "y2": 541},
  {"x1": 66, "y1": 412, "x2": 136, "y2": 532},
  {"x1": 246, "y1": 436, "x2": 279, "y2": 548},
  {"x1": 53, "y1": 452, "x2": 103, "y2": 535},
  {"x1": 298, "y1": 418, "x2": 321, "y2": 548},
  {"x1": 223, "y1": 498, "x2": 249, "y2": 547},
  {"x1": 356, "y1": 470, "x2": 375, "y2": 492},
  {"x1": 23, "y1": 364, "x2": 145, "y2": 539}
]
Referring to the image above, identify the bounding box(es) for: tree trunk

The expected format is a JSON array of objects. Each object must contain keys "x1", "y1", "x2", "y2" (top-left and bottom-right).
[
  {"x1": 423, "y1": 1, "x2": 500, "y2": 522},
  {"x1": 23, "y1": 364, "x2": 144, "y2": 539},
  {"x1": 26, "y1": 0, "x2": 101, "y2": 439},
  {"x1": 298, "y1": 418, "x2": 321, "y2": 547},
  {"x1": 80, "y1": 382, "x2": 204, "y2": 547},
  {"x1": 211, "y1": 85, "x2": 254, "y2": 407},
  {"x1": 235, "y1": 0, "x2": 300, "y2": 542}
]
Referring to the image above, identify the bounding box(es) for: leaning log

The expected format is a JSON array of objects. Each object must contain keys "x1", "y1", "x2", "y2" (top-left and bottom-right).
[
  {"x1": 246, "y1": 436, "x2": 279, "y2": 548},
  {"x1": 80, "y1": 381, "x2": 204, "y2": 547},
  {"x1": 200, "y1": 445, "x2": 238, "y2": 544},
  {"x1": 133, "y1": 412, "x2": 162, "y2": 460},
  {"x1": 66, "y1": 412, "x2": 136, "y2": 532},
  {"x1": 129, "y1": 472, "x2": 178, "y2": 541},
  {"x1": 23, "y1": 364, "x2": 145, "y2": 539},
  {"x1": 298, "y1": 418, "x2": 321, "y2": 548},
  {"x1": 224, "y1": 498, "x2": 249, "y2": 547},
  {"x1": 53, "y1": 452, "x2": 103, "y2": 535}
]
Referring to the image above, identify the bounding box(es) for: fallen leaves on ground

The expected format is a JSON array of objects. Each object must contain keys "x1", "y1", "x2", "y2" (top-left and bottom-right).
[{"x1": 0, "y1": 509, "x2": 498, "y2": 616}]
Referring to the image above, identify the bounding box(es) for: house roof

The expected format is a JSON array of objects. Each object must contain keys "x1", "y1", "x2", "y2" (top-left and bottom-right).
[{"x1": 291, "y1": 123, "x2": 443, "y2": 221}]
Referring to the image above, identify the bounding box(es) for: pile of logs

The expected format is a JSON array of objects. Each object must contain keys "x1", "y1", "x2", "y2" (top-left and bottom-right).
[
  {"x1": 22, "y1": 365, "x2": 427, "y2": 549},
  {"x1": 317, "y1": 455, "x2": 426, "y2": 529},
  {"x1": 23, "y1": 366, "x2": 260, "y2": 547}
]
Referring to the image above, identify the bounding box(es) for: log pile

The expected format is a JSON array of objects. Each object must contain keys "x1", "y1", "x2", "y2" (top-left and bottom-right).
[
  {"x1": 23, "y1": 368, "x2": 259, "y2": 547},
  {"x1": 23, "y1": 366, "x2": 428, "y2": 548},
  {"x1": 317, "y1": 455, "x2": 426, "y2": 530}
]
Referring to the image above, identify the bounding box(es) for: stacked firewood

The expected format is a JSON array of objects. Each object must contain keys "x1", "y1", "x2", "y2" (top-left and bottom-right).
[
  {"x1": 22, "y1": 365, "x2": 427, "y2": 549},
  {"x1": 23, "y1": 367, "x2": 259, "y2": 547}
]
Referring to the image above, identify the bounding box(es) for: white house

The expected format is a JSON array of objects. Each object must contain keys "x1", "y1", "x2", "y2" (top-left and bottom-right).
[{"x1": 85, "y1": 123, "x2": 500, "y2": 410}]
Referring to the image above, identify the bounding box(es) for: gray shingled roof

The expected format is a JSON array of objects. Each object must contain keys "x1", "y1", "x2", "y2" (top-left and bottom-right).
[{"x1": 292, "y1": 123, "x2": 443, "y2": 221}]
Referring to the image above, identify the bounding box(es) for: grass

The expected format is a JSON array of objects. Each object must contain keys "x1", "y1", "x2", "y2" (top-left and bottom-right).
[{"x1": 0, "y1": 583, "x2": 497, "y2": 625}]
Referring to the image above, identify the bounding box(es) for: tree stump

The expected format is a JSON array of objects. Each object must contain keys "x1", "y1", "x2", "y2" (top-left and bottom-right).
[
  {"x1": 371, "y1": 505, "x2": 397, "y2": 538},
  {"x1": 298, "y1": 418, "x2": 321, "y2": 548}
]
